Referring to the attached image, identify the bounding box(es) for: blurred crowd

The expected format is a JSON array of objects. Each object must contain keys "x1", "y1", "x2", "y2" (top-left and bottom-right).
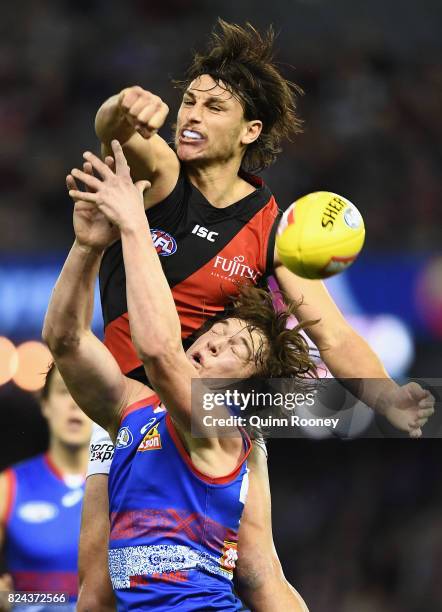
[
  {"x1": 1, "y1": 2, "x2": 441, "y2": 611},
  {"x1": 270, "y1": 439, "x2": 442, "y2": 612},
  {"x1": 1, "y1": 0, "x2": 441, "y2": 252}
]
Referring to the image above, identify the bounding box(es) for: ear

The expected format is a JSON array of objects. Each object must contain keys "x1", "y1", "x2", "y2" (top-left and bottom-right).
[
  {"x1": 40, "y1": 399, "x2": 50, "y2": 420},
  {"x1": 241, "y1": 120, "x2": 262, "y2": 146}
]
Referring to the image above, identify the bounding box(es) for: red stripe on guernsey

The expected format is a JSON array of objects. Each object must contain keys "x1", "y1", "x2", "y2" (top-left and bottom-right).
[
  {"x1": 166, "y1": 414, "x2": 251, "y2": 485},
  {"x1": 11, "y1": 570, "x2": 78, "y2": 597},
  {"x1": 2, "y1": 469, "x2": 16, "y2": 525},
  {"x1": 110, "y1": 507, "x2": 237, "y2": 551},
  {"x1": 120, "y1": 394, "x2": 161, "y2": 424},
  {"x1": 44, "y1": 453, "x2": 64, "y2": 481}
]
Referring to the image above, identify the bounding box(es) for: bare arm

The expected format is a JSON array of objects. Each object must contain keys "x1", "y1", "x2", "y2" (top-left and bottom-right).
[
  {"x1": 274, "y1": 259, "x2": 434, "y2": 436},
  {"x1": 42, "y1": 241, "x2": 135, "y2": 437},
  {"x1": 235, "y1": 446, "x2": 309, "y2": 612},
  {"x1": 77, "y1": 475, "x2": 115, "y2": 612},
  {"x1": 95, "y1": 87, "x2": 180, "y2": 206},
  {"x1": 0, "y1": 473, "x2": 13, "y2": 612},
  {"x1": 67, "y1": 143, "x2": 206, "y2": 433}
]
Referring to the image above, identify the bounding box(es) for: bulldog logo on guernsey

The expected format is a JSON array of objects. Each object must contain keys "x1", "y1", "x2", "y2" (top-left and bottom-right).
[
  {"x1": 211, "y1": 255, "x2": 259, "y2": 283},
  {"x1": 219, "y1": 541, "x2": 238, "y2": 572},
  {"x1": 138, "y1": 423, "x2": 162, "y2": 452},
  {"x1": 150, "y1": 229, "x2": 177, "y2": 256}
]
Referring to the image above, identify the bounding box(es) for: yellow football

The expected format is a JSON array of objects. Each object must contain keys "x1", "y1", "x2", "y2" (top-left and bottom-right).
[{"x1": 276, "y1": 192, "x2": 365, "y2": 279}]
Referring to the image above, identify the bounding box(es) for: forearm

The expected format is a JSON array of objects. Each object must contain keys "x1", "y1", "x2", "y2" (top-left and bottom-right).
[
  {"x1": 43, "y1": 241, "x2": 102, "y2": 352},
  {"x1": 95, "y1": 93, "x2": 135, "y2": 146},
  {"x1": 236, "y1": 560, "x2": 308, "y2": 612},
  {"x1": 320, "y1": 326, "x2": 398, "y2": 413},
  {"x1": 120, "y1": 224, "x2": 182, "y2": 361}
]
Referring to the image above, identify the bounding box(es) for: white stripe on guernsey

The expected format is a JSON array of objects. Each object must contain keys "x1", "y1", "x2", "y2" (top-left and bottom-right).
[{"x1": 108, "y1": 544, "x2": 233, "y2": 589}]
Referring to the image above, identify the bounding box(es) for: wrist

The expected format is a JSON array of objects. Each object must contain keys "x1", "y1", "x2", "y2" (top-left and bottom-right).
[
  {"x1": 120, "y1": 218, "x2": 150, "y2": 239},
  {"x1": 95, "y1": 94, "x2": 135, "y2": 144},
  {"x1": 73, "y1": 239, "x2": 105, "y2": 257}
]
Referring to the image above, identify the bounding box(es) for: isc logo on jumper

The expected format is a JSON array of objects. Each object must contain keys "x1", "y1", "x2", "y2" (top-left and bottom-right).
[
  {"x1": 150, "y1": 229, "x2": 177, "y2": 256},
  {"x1": 138, "y1": 423, "x2": 162, "y2": 452},
  {"x1": 192, "y1": 224, "x2": 219, "y2": 242}
]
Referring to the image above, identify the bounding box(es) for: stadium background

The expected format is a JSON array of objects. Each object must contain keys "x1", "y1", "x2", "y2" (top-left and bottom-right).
[{"x1": 0, "y1": 0, "x2": 441, "y2": 610}]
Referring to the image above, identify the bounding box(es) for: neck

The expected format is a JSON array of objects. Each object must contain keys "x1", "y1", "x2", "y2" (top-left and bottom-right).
[
  {"x1": 47, "y1": 439, "x2": 89, "y2": 475},
  {"x1": 185, "y1": 158, "x2": 254, "y2": 209}
]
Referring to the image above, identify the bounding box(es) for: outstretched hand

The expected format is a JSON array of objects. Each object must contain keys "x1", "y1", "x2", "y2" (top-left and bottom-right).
[
  {"x1": 382, "y1": 381, "x2": 435, "y2": 438},
  {"x1": 66, "y1": 156, "x2": 120, "y2": 250},
  {"x1": 68, "y1": 140, "x2": 151, "y2": 233}
]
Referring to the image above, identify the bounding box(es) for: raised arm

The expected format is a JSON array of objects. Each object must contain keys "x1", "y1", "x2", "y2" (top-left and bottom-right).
[
  {"x1": 43, "y1": 163, "x2": 145, "y2": 438},
  {"x1": 95, "y1": 86, "x2": 180, "y2": 206},
  {"x1": 67, "y1": 142, "x2": 200, "y2": 432}
]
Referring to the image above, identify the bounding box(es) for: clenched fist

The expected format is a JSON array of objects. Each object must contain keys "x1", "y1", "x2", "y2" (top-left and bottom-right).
[{"x1": 118, "y1": 86, "x2": 169, "y2": 139}]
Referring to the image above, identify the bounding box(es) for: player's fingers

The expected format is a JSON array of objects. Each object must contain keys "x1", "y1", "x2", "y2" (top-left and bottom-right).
[
  {"x1": 111, "y1": 140, "x2": 130, "y2": 175},
  {"x1": 417, "y1": 407, "x2": 434, "y2": 419},
  {"x1": 419, "y1": 394, "x2": 435, "y2": 409},
  {"x1": 66, "y1": 174, "x2": 79, "y2": 192},
  {"x1": 82, "y1": 162, "x2": 95, "y2": 193},
  {"x1": 128, "y1": 97, "x2": 151, "y2": 119},
  {"x1": 71, "y1": 167, "x2": 102, "y2": 191},
  {"x1": 146, "y1": 104, "x2": 169, "y2": 131},
  {"x1": 135, "y1": 180, "x2": 151, "y2": 195},
  {"x1": 135, "y1": 124, "x2": 157, "y2": 140},
  {"x1": 409, "y1": 426, "x2": 422, "y2": 438},
  {"x1": 405, "y1": 381, "x2": 428, "y2": 402},
  {"x1": 104, "y1": 156, "x2": 115, "y2": 170},
  {"x1": 68, "y1": 189, "x2": 99, "y2": 204},
  {"x1": 83, "y1": 151, "x2": 113, "y2": 179},
  {"x1": 120, "y1": 86, "x2": 144, "y2": 111}
]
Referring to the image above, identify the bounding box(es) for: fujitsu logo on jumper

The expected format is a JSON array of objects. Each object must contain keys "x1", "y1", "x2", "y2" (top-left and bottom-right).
[{"x1": 212, "y1": 255, "x2": 259, "y2": 282}]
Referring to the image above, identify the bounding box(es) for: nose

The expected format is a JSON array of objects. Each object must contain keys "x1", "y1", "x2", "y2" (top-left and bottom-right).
[
  {"x1": 186, "y1": 103, "x2": 203, "y2": 124},
  {"x1": 207, "y1": 336, "x2": 225, "y2": 356}
]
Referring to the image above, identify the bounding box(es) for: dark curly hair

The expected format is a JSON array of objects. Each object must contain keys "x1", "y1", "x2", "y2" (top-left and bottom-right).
[
  {"x1": 226, "y1": 284, "x2": 317, "y2": 380},
  {"x1": 176, "y1": 19, "x2": 303, "y2": 173}
]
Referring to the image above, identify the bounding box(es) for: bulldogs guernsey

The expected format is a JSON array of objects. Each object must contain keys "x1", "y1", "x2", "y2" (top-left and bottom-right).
[
  {"x1": 2, "y1": 454, "x2": 84, "y2": 610},
  {"x1": 109, "y1": 395, "x2": 251, "y2": 611},
  {"x1": 100, "y1": 167, "x2": 280, "y2": 380}
]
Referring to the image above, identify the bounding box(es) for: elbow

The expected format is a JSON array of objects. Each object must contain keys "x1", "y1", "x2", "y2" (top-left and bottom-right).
[
  {"x1": 42, "y1": 323, "x2": 81, "y2": 357},
  {"x1": 134, "y1": 336, "x2": 181, "y2": 368},
  {"x1": 136, "y1": 345, "x2": 180, "y2": 369}
]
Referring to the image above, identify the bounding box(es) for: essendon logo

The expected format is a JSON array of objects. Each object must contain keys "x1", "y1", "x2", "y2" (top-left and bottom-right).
[
  {"x1": 150, "y1": 229, "x2": 177, "y2": 256},
  {"x1": 138, "y1": 423, "x2": 162, "y2": 452},
  {"x1": 219, "y1": 540, "x2": 238, "y2": 572}
]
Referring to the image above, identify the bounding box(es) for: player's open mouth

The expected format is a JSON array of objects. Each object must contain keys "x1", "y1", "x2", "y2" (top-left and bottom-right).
[
  {"x1": 191, "y1": 352, "x2": 204, "y2": 368},
  {"x1": 180, "y1": 129, "x2": 205, "y2": 142}
]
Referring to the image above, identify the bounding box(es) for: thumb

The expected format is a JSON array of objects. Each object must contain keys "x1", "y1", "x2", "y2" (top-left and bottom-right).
[{"x1": 135, "y1": 180, "x2": 151, "y2": 195}]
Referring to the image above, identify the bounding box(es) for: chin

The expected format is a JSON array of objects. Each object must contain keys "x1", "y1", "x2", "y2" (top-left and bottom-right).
[{"x1": 60, "y1": 435, "x2": 89, "y2": 449}]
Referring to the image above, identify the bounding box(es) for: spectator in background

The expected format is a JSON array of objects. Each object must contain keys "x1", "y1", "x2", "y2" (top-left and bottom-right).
[{"x1": 0, "y1": 365, "x2": 91, "y2": 612}]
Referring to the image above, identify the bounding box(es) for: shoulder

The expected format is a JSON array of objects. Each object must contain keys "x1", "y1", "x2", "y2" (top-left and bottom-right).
[{"x1": 115, "y1": 378, "x2": 159, "y2": 430}]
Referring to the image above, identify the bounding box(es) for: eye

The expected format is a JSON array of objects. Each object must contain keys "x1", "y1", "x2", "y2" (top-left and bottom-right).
[
  {"x1": 209, "y1": 106, "x2": 222, "y2": 112},
  {"x1": 183, "y1": 98, "x2": 194, "y2": 106}
]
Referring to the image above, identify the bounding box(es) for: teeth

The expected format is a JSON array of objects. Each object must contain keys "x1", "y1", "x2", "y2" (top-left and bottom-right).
[{"x1": 183, "y1": 129, "x2": 203, "y2": 140}]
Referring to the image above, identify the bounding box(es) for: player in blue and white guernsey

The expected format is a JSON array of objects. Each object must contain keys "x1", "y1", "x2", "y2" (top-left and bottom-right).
[
  {"x1": 43, "y1": 141, "x2": 318, "y2": 611},
  {"x1": 0, "y1": 366, "x2": 91, "y2": 612}
]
